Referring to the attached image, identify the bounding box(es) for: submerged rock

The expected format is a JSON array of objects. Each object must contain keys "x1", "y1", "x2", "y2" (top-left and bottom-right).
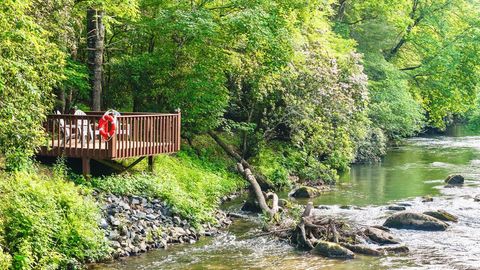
[
  {"x1": 291, "y1": 186, "x2": 321, "y2": 198},
  {"x1": 387, "y1": 205, "x2": 406, "y2": 211},
  {"x1": 312, "y1": 240, "x2": 355, "y2": 259},
  {"x1": 241, "y1": 199, "x2": 262, "y2": 213},
  {"x1": 364, "y1": 227, "x2": 400, "y2": 245},
  {"x1": 383, "y1": 212, "x2": 449, "y2": 231},
  {"x1": 370, "y1": 225, "x2": 391, "y2": 232},
  {"x1": 396, "y1": 202, "x2": 412, "y2": 207},
  {"x1": 379, "y1": 245, "x2": 409, "y2": 254},
  {"x1": 444, "y1": 174, "x2": 464, "y2": 185},
  {"x1": 423, "y1": 210, "x2": 458, "y2": 223}
]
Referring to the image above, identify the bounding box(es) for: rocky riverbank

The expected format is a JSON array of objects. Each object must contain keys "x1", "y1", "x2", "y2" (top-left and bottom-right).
[{"x1": 95, "y1": 192, "x2": 232, "y2": 258}]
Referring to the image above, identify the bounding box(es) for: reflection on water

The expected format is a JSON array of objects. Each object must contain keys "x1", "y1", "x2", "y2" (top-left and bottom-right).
[{"x1": 92, "y1": 130, "x2": 480, "y2": 270}]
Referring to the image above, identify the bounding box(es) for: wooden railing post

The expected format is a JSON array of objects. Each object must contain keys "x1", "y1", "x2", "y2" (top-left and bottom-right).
[
  {"x1": 108, "y1": 120, "x2": 117, "y2": 158},
  {"x1": 176, "y1": 109, "x2": 181, "y2": 151}
]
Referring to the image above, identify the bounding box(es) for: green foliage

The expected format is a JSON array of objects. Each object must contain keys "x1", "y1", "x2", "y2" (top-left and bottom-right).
[
  {"x1": 0, "y1": 169, "x2": 109, "y2": 269},
  {"x1": 365, "y1": 54, "x2": 425, "y2": 139},
  {"x1": 0, "y1": 0, "x2": 64, "y2": 171},
  {"x1": 92, "y1": 154, "x2": 245, "y2": 224},
  {"x1": 252, "y1": 143, "x2": 339, "y2": 186},
  {"x1": 354, "y1": 127, "x2": 387, "y2": 163},
  {"x1": 251, "y1": 145, "x2": 290, "y2": 189},
  {"x1": 338, "y1": 0, "x2": 480, "y2": 129}
]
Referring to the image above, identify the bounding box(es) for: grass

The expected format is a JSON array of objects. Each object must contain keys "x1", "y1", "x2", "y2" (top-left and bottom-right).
[{"x1": 91, "y1": 150, "x2": 246, "y2": 225}]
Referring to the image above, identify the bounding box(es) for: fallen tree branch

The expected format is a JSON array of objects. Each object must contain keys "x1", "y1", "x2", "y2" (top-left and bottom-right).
[
  {"x1": 208, "y1": 131, "x2": 272, "y2": 189},
  {"x1": 237, "y1": 163, "x2": 278, "y2": 217}
]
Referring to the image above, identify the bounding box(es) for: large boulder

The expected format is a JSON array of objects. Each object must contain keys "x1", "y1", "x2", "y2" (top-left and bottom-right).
[
  {"x1": 383, "y1": 212, "x2": 449, "y2": 231},
  {"x1": 423, "y1": 210, "x2": 458, "y2": 222},
  {"x1": 312, "y1": 240, "x2": 355, "y2": 259},
  {"x1": 444, "y1": 174, "x2": 464, "y2": 185},
  {"x1": 291, "y1": 186, "x2": 321, "y2": 198},
  {"x1": 364, "y1": 227, "x2": 400, "y2": 245}
]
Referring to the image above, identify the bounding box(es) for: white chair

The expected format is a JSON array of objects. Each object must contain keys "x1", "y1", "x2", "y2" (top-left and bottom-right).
[
  {"x1": 74, "y1": 109, "x2": 93, "y2": 143},
  {"x1": 56, "y1": 111, "x2": 69, "y2": 146}
]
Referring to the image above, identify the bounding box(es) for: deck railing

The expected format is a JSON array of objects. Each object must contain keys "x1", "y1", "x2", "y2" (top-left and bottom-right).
[{"x1": 39, "y1": 111, "x2": 181, "y2": 159}]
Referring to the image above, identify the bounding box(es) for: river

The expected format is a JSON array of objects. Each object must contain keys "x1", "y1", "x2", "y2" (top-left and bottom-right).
[{"x1": 93, "y1": 128, "x2": 480, "y2": 270}]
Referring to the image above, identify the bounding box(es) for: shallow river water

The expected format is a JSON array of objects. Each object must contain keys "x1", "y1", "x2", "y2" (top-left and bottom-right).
[{"x1": 93, "y1": 129, "x2": 480, "y2": 270}]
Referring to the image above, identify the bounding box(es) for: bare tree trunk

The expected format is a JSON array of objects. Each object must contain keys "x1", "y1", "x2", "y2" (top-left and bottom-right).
[{"x1": 87, "y1": 9, "x2": 105, "y2": 111}]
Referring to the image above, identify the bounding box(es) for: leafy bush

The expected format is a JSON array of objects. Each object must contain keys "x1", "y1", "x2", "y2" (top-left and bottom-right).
[
  {"x1": 250, "y1": 145, "x2": 290, "y2": 189},
  {"x1": 354, "y1": 127, "x2": 387, "y2": 163},
  {"x1": 252, "y1": 143, "x2": 338, "y2": 187},
  {"x1": 0, "y1": 169, "x2": 109, "y2": 269},
  {"x1": 93, "y1": 154, "x2": 245, "y2": 225}
]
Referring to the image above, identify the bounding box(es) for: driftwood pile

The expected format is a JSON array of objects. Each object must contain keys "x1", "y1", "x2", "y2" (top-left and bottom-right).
[{"x1": 271, "y1": 202, "x2": 409, "y2": 259}]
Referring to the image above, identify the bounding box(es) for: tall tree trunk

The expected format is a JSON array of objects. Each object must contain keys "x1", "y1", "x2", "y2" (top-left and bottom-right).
[{"x1": 87, "y1": 9, "x2": 105, "y2": 111}]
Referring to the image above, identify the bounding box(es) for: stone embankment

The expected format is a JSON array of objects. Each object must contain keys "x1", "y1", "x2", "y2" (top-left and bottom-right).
[{"x1": 95, "y1": 193, "x2": 231, "y2": 258}]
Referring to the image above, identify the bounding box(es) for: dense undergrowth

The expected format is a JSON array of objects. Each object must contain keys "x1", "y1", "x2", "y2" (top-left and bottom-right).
[{"x1": 0, "y1": 164, "x2": 109, "y2": 269}]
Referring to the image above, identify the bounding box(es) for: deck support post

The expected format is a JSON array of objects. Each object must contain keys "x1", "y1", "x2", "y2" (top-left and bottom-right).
[
  {"x1": 148, "y1": 156, "x2": 154, "y2": 172},
  {"x1": 82, "y1": 158, "x2": 91, "y2": 178}
]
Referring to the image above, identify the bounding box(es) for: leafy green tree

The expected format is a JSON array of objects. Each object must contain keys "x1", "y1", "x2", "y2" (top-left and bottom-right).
[{"x1": 0, "y1": 0, "x2": 64, "y2": 170}]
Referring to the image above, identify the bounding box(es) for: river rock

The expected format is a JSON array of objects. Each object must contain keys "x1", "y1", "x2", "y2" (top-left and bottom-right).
[
  {"x1": 474, "y1": 195, "x2": 480, "y2": 202},
  {"x1": 383, "y1": 212, "x2": 449, "y2": 231},
  {"x1": 379, "y1": 245, "x2": 409, "y2": 254},
  {"x1": 396, "y1": 202, "x2": 412, "y2": 207},
  {"x1": 422, "y1": 196, "x2": 433, "y2": 202},
  {"x1": 312, "y1": 240, "x2": 355, "y2": 259},
  {"x1": 241, "y1": 199, "x2": 262, "y2": 213},
  {"x1": 341, "y1": 243, "x2": 384, "y2": 256},
  {"x1": 99, "y1": 218, "x2": 109, "y2": 229},
  {"x1": 371, "y1": 225, "x2": 391, "y2": 232},
  {"x1": 364, "y1": 227, "x2": 400, "y2": 245},
  {"x1": 423, "y1": 210, "x2": 458, "y2": 222},
  {"x1": 444, "y1": 174, "x2": 464, "y2": 185},
  {"x1": 98, "y1": 193, "x2": 230, "y2": 258},
  {"x1": 291, "y1": 186, "x2": 321, "y2": 198},
  {"x1": 387, "y1": 205, "x2": 406, "y2": 211}
]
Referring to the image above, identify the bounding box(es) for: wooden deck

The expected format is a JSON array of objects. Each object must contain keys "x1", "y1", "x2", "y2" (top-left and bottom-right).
[{"x1": 38, "y1": 111, "x2": 181, "y2": 175}]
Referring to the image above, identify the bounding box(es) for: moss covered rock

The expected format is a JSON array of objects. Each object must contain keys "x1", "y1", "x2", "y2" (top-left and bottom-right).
[
  {"x1": 364, "y1": 227, "x2": 400, "y2": 245},
  {"x1": 423, "y1": 210, "x2": 458, "y2": 222},
  {"x1": 383, "y1": 212, "x2": 449, "y2": 231},
  {"x1": 312, "y1": 240, "x2": 355, "y2": 259},
  {"x1": 444, "y1": 174, "x2": 464, "y2": 185},
  {"x1": 291, "y1": 186, "x2": 321, "y2": 198}
]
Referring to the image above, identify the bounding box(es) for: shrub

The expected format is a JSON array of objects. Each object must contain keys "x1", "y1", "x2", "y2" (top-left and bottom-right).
[
  {"x1": 0, "y1": 169, "x2": 109, "y2": 269},
  {"x1": 354, "y1": 127, "x2": 387, "y2": 163},
  {"x1": 252, "y1": 143, "x2": 338, "y2": 186}
]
